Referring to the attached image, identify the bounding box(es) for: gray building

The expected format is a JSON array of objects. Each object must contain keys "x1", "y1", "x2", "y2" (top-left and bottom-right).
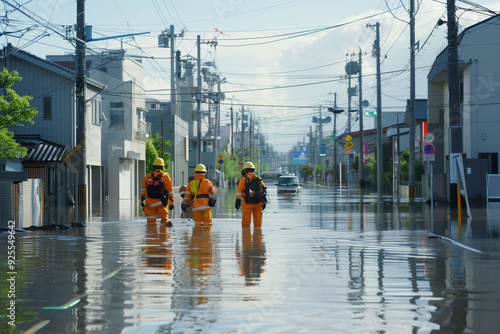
[
  {"x1": 146, "y1": 97, "x2": 189, "y2": 187},
  {"x1": 4, "y1": 44, "x2": 105, "y2": 221},
  {"x1": 48, "y1": 50, "x2": 148, "y2": 201}
]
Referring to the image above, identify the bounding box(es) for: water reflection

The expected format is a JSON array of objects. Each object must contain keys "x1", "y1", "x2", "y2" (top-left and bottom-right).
[
  {"x1": 143, "y1": 224, "x2": 172, "y2": 274},
  {"x1": 162, "y1": 225, "x2": 221, "y2": 333},
  {"x1": 8, "y1": 186, "x2": 500, "y2": 333},
  {"x1": 236, "y1": 227, "x2": 266, "y2": 285}
]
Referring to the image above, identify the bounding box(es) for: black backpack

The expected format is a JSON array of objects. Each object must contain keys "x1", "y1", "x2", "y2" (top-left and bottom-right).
[{"x1": 244, "y1": 175, "x2": 265, "y2": 204}]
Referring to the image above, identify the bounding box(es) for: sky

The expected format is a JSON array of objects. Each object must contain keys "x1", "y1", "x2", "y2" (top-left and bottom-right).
[{"x1": 2, "y1": 0, "x2": 500, "y2": 153}]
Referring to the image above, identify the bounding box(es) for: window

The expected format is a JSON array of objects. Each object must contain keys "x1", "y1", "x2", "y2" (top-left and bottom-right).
[
  {"x1": 43, "y1": 96, "x2": 52, "y2": 119},
  {"x1": 48, "y1": 167, "x2": 55, "y2": 195},
  {"x1": 92, "y1": 100, "x2": 102, "y2": 126},
  {"x1": 110, "y1": 102, "x2": 124, "y2": 129}
]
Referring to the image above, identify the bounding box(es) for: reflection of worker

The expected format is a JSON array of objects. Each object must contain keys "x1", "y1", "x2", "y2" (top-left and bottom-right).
[
  {"x1": 182, "y1": 164, "x2": 217, "y2": 226},
  {"x1": 143, "y1": 224, "x2": 172, "y2": 274},
  {"x1": 188, "y1": 225, "x2": 215, "y2": 275},
  {"x1": 179, "y1": 185, "x2": 192, "y2": 219},
  {"x1": 236, "y1": 227, "x2": 266, "y2": 285},
  {"x1": 235, "y1": 162, "x2": 267, "y2": 228},
  {"x1": 187, "y1": 225, "x2": 216, "y2": 304},
  {"x1": 141, "y1": 158, "x2": 174, "y2": 227}
]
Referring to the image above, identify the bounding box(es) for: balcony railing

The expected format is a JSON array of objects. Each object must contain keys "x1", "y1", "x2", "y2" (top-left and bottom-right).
[{"x1": 135, "y1": 121, "x2": 151, "y2": 141}]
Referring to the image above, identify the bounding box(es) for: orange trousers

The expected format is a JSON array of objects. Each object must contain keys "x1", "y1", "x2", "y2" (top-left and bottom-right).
[
  {"x1": 193, "y1": 209, "x2": 212, "y2": 225},
  {"x1": 241, "y1": 202, "x2": 263, "y2": 228},
  {"x1": 144, "y1": 198, "x2": 169, "y2": 225}
]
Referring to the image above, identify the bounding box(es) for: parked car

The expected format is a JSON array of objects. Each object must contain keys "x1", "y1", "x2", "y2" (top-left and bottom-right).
[{"x1": 276, "y1": 176, "x2": 301, "y2": 197}]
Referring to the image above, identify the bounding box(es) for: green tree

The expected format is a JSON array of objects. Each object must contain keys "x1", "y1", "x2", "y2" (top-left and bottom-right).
[
  {"x1": 399, "y1": 149, "x2": 424, "y2": 183},
  {"x1": 300, "y1": 165, "x2": 314, "y2": 183},
  {"x1": 222, "y1": 152, "x2": 241, "y2": 181},
  {"x1": 145, "y1": 139, "x2": 158, "y2": 174},
  {"x1": 148, "y1": 133, "x2": 172, "y2": 172},
  {"x1": 0, "y1": 68, "x2": 38, "y2": 160}
]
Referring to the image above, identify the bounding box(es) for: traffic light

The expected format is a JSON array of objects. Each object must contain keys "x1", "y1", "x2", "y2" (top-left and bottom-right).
[{"x1": 319, "y1": 153, "x2": 326, "y2": 157}]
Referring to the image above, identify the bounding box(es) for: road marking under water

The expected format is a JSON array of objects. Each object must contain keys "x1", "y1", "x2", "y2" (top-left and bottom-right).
[
  {"x1": 428, "y1": 233, "x2": 488, "y2": 255},
  {"x1": 23, "y1": 320, "x2": 50, "y2": 334}
]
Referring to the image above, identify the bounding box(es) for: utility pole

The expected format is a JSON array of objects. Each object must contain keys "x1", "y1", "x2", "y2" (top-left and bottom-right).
[
  {"x1": 347, "y1": 74, "x2": 352, "y2": 134},
  {"x1": 333, "y1": 94, "x2": 338, "y2": 185},
  {"x1": 368, "y1": 22, "x2": 383, "y2": 196},
  {"x1": 358, "y1": 49, "x2": 364, "y2": 188},
  {"x1": 447, "y1": 0, "x2": 461, "y2": 206},
  {"x1": 169, "y1": 25, "x2": 176, "y2": 117},
  {"x1": 76, "y1": 0, "x2": 86, "y2": 221},
  {"x1": 212, "y1": 75, "x2": 221, "y2": 184},
  {"x1": 196, "y1": 35, "x2": 202, "y2": 165},
  {"x1": 376, "y1": 22, "x2": 383, "y2": 197},
  {"x1": 230, "y1": 100, "x2": 234, "y2": 155},
  {"x1": 409, "y1": 0, "x2": 416, "y2": 199},
  {"x1": 241, "y1": 106, "x2": 245, "y2": 163},
  {"x1": 319, "y1": 106, "x2": 323, "y2": 185},
  {"x1": 448, "y1": 0, "x2": 461, "y2": 150}
]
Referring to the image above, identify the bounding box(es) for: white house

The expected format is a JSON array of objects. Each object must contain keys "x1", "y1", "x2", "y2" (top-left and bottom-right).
[
  {"x1": 428, "y1": 16, "x2": 500, "y2": 202},
  {"x1": 48, "y1": 50, "x2": 148, "y2": 201}
]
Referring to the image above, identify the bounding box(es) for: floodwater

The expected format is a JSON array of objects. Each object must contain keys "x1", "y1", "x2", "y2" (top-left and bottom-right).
[{"x1": 3, "y1": 185, "x2": 500, "y2": 333}]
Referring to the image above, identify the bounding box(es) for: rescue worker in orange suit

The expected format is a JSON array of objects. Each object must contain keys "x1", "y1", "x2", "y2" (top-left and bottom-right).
[
  {"x1": 235, "y1": 162, "x2": 267, "y2": 228},
  {"x1": 141, "y1": 158, "x2": 174, "y2": 227},
  {"x1": 182, "y1": 164, "x2": 217, "y2": 226}
]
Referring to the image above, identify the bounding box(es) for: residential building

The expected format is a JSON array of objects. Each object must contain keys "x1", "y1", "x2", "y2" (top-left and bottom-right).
[
  {"x1": 48, "y1": 49, "x2": 148, "y2": 201},
  {"x1": 428, "y1": 16, "x2": 500, "y2": 202},
  {"x1": 146, "y1": 97, "x2": 189, "y2": 187},
  {"x1": 3, "y1": 44, "x2": 105, "y2": 222}
]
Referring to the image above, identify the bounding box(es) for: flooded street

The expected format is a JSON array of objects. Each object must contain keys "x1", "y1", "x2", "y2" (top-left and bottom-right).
[{"x1": 3, "y1": 185, "x2": 500, "y2": 333}]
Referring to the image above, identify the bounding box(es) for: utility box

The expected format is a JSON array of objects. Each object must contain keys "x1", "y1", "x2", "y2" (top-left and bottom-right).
[{"x1": 18, "y1": 179, "x2": 43, "y2": 228}]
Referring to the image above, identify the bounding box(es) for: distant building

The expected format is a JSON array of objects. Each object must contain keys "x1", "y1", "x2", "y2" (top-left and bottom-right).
[{"x1": 145, "y1": 98, "x2": 189, "y2": 187}]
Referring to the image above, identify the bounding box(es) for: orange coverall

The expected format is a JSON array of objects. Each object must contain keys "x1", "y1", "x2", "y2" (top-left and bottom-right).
[
  {"x1": 236, "y1": 173, "x2": 266, "y2": 228},
  {"x1": 141, "y1": 169, "x2": 174, "y2": 225},
  {"x1": 184, "y1": 174, "x2": 217, "y2": 225}
]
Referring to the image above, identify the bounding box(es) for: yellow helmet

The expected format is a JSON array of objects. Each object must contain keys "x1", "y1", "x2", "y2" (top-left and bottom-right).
[
  {"x1": 195, "y1": 164, "x2": 207, "y2": 172},
  {"x1": 153, "y1": 157, "x2": 165, "y2": 167},
  {"x1": 242, "y1": 161, "x2": 255, "y2": 170}
]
